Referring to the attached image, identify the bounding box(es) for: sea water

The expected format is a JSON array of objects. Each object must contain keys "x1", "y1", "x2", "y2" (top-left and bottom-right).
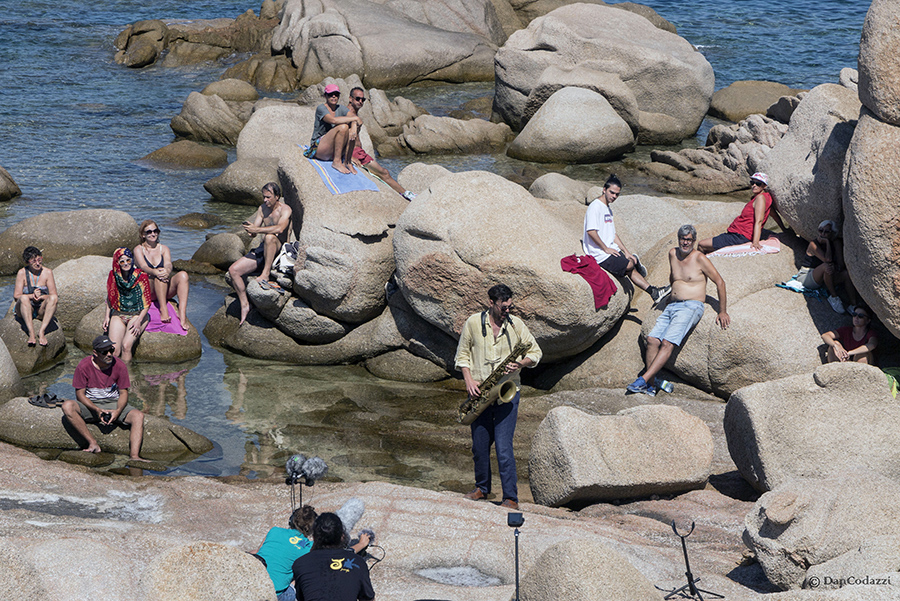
[{"x1": 0, "y1": 0, "x2": 870, "y2": 482}]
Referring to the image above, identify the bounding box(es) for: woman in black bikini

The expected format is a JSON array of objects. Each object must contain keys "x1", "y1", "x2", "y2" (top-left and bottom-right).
[
  {"x1": 133, "y1": 219, "x2": 190, "y2": 330},
  {"x1": 13, "y1": 246, "x2": 58, "y2": 347}
]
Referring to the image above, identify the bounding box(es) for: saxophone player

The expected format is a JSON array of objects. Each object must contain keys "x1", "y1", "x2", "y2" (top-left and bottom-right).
[{"x1": 455, "y1": 284, "x2": 542, "y2": 510}]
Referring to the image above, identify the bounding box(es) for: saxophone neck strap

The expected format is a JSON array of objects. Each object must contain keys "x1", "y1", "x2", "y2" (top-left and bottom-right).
[{"x1": 481, "y1": 310, "x2": 514, "y2": 338}]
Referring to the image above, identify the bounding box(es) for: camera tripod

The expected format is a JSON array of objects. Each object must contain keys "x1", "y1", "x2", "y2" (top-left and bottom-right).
[{"x1": 659, "y1": 520, "x2": 723, "y2": 601}]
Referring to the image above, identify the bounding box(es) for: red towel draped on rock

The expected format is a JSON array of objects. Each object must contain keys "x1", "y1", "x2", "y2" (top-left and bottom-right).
[{"x1": 560, "y1": 254, "x2": 616, "y2": 309}]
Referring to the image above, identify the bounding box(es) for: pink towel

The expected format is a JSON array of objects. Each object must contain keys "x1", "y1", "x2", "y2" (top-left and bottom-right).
[
  {"x1": 708, "y1": 237, "x2": 781, "y2": 257},
  {"x1": 146, "y1": 301, "x2": 187, "y2": 335}
]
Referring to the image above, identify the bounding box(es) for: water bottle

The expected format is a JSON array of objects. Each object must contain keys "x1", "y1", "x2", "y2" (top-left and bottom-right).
[{"x1": 657, "y1": 379, "x2": 674, "y2": 393}]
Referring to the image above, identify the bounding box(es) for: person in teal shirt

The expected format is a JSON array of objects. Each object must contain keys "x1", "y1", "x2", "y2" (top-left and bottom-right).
[{"x1": 255, "y1": 505, "x2": 317, "y2": 601}]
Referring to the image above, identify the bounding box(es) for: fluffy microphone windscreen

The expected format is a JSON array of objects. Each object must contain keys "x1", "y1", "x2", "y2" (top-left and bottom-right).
[{"x1": 335, "y1": 497, "x2": 365, "y2": 534}]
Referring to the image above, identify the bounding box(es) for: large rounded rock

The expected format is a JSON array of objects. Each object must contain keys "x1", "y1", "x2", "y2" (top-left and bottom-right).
[
  {"x1": 396, "y1": 162, "x2": 452, "y2": 193},
  {"x1": 0, "y1": 338, "x2": 24, "y2": 402},
  {"x1": 0, "y1": 210, "x2": 138, "y2": 276},
  {"x1": 507, "y1": 87, "x2": 634, "y2": 163},
  {"x1": 529, "y1": 405, "x2": 713, "y2": 506},
  {"x1": 140, "y1": 140, "x2": 228, "y2": 169},
  {"x1": 394, "y1": 171, "x2": 630, "y2": 362},
  {"x1": 399, "y1": 115, "x2": 512, "y2": 154},
  {"x1": 280, "y1": 148, "x2": 407, "y2": 323},
  {"x1": 843, "y1": 110, "x2": 900, "y2": 339},
  {"x1": 0, "y1": 397, "x2": 213, "y2": 459},
  {"x1": 805, "y1": 535, "x2": 900, "y2": 591},
  {"x1": 858, "y1": 0, "x2": 900, "y2": 126},
  {"x1": 25, "y1": 538, "x2": 135, "y2": 601},
  {"x1": 363, "y1": 348, "x2": 449, "y2": 382},
  {"x1": 246, "y1": 279, "x2": 352, "y2": 343},
  {"x1": 201, "y1": 78, "x2": 259, "y2": 102},
  {"x1": 74, "y1": 303, "x2": 202, "y2": 363},
  {"x1": 204, "y1": 158, "x2": 278, "y2": 205},
  {"x1": 521, "y1": 538, "x2": 660, "y2": 601},
  {"x1": 170, "y1": 92, "x2": 245, "y2": 146},
  {"x1": 528, "y1": 172, "x2": 592, "y2": 204},
  {"x1": 191, "y1": 233, "x2": 246, "y2": 270},
  {"x1": 368, "y1": 0, "x2": 511, "y2": 45},
  {"x1": 494, "y1": 4, "x2": 713, "y2": 144},
  {"x1": 520, "y1": 65, "x2": 641, "y2": 136},
  {"x1": 52, "y1": 255, "x2": 112, "y2": 331},
  {"x1": 0, "y1": 313, "x2": 66, "y2": 375},
  {"x1": 725, "y1": 363, "x2": 900, "y2": 493},
  {"x1": 205, "y1": 298, "x2": 402, "y2": 364},
  {"x1": 709, "y1": 80, "x2": 805, "y2": 122},
  {"x1": 744, "y1": 470, "x2": 900, "y2": 590},
  {"x1": 0, "y1": 165, "x2": 21, "y2": 202},
  {"x1": 520, "y1": 538, "x2": 662, "y2": 601},
  {"x1": 140, "y1": 541, "x2": 274, "y2": 601},
  {"x1": 760, "y1": 83, "x2": 861, "y2": 241},
  {"x1": 271, "y1": 0, "x2": 496, "y2": 88}
]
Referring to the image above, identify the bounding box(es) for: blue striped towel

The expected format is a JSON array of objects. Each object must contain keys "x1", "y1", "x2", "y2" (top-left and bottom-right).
[{"x1": 299, "y1": 144, "x2": 380, "y2": 194}]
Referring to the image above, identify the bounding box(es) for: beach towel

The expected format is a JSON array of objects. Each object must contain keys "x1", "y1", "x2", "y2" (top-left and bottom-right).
[
  {"x1": 708, "y1": 237, "x2": 781, "y2": 257},
  {"x1": 560, "y1": 254, "x2": 616, "y2": 309},
  {"x1": 146, "y1": 300, "x2": 187, "y2": 335},
  {"x1": 775, "y1": 276, "x2": 829, "y2": 301},
  {"x1": 299, "y1": 144, "x2": 380, "y2": 194}
]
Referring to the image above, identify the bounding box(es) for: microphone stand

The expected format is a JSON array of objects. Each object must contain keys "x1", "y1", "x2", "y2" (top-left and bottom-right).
[
  {"x1": 661, "y1": 520, "x2": 723, "y2": 600},
  {"x1": 514, "y1": 526, "x2": 521, "y2": 601}
]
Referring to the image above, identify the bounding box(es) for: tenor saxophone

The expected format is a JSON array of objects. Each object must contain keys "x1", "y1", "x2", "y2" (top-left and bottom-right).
[{"x1": 457, "y1": 340, "x2": 531, "y2": 425}]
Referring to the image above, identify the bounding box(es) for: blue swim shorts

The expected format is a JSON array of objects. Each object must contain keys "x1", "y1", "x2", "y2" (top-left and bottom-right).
[{"x1": 648, "y1": 300, "x2": 705, "y2": 346}]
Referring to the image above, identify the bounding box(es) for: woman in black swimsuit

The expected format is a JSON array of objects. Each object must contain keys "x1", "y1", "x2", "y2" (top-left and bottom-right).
[
  {"x1": 13, "y1": 246, "x2": 58, "y2": 347},
  {"x1": 133, "y1": 219, "x2": 190, "y2": 330}
]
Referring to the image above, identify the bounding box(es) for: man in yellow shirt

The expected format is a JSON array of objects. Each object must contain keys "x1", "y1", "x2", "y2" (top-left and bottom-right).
[{"x1": 454, "y1": 284, "x2": 542, "y2": 510}]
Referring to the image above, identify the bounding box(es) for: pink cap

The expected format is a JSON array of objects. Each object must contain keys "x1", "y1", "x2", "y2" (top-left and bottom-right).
[
  {"x1": 323, "y1": 84, "x2": 340, "y2": 95},
  {"x1": 750, "y1": 172, "x2": 769, "y2": 186}
]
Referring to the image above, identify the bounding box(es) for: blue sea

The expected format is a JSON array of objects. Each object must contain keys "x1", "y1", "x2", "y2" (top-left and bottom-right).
[{"x1": 0, "y1": 0, "x2": 870, "y2": 479}]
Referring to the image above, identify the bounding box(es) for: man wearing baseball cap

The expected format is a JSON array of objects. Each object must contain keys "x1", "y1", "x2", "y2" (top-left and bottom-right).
[
  {"x1": 60, "y1": 335, "x2": 146, "y2": 460},
  {"x1": 698, "y1": 172, "x2": 788, "y2": 253}
]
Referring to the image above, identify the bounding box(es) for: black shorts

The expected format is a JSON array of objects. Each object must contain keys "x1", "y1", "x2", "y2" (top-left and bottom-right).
[
  {"x1": 244, "y1": 244, "x2": 266, "y2": 272},
  {"x1": 599, "y1": 253, "x2": 630, "y2": 277}
]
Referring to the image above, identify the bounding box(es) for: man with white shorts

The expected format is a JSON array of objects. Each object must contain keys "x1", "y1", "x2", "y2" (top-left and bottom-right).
[{"x1": 627, "y1": 225, "x2": 730, "y2": 396}]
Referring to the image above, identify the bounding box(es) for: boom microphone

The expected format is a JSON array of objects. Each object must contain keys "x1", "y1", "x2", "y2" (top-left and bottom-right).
[
  {"x1": 336, "y1": 497, "x2": 365, "y2": 535},
  {"x1": 285, "y1": 454, "x2": 307, "y2": 480}
]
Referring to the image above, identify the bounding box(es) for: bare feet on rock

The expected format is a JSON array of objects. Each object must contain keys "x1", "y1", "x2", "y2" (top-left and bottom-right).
[
  {"x1": 38, "y1": 334, "x2": 48, "y2": 346},
  {"x1": 84, "y1": 444, "x2": 101, "y2": 454},
  {"x1": 239, "y1": 303, "x2": 250, "y2": 326}
]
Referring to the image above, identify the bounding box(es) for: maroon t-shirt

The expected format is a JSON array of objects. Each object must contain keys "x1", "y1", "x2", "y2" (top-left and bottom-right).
[
  {"x1": 72, "y1": 356, "x2": 130, "y2": 401},
  {"x1": 836, "y1": 326, "x2": 875, "y2": 352}
]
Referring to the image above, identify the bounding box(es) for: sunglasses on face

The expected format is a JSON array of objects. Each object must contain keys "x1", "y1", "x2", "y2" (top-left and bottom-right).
[
  {"x1": 325, "y1": 92, "x2": 340, "y2": 97},
  {"x1": 144, "y1": 228, "x2": 160, "y2": 235},
  {"x1": 351, "y1": 96, "x2": 366, "y2": 103},
  {"x1": 118, "y1": 258, "x2": 132, "y2": 265},
  {"x1": 751, "y1": 181, "x2": 764, "y2": 187},
  {"x1": 853, "y1": 312, "x2": 868, "y2": 319},
  {"x1": 97, "y1": 348, "x2": 115, "y2": 355}
]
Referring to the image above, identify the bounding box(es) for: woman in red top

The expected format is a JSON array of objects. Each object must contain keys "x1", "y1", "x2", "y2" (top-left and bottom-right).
[
  {"x1": 822, "y1": 305, "x2": 878, "y2": 364},
  {"x1": 699, "y1": 172, "x2": 787, "y2": 253}
]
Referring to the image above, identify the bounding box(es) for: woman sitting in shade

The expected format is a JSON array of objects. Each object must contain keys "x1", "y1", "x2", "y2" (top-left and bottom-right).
[
  {"x1": 104, "y1": 248, "x2": 150, "y2": 362},
  {"x1": 133, "y1": 219, "x2": 190, "y2": 331},
  {"x1": 822, "y1": 305, "x2": 878, "y2": 364}
]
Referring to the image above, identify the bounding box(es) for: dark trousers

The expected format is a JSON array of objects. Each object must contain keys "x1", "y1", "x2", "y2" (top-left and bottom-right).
[{"x1": 470, "y1": 392, "x2": 519, "y2": 502}]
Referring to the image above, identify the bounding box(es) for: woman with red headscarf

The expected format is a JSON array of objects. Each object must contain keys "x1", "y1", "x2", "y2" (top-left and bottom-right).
[{"x1": 104, "y1": 248, "x2": 151, "y2": 361}]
